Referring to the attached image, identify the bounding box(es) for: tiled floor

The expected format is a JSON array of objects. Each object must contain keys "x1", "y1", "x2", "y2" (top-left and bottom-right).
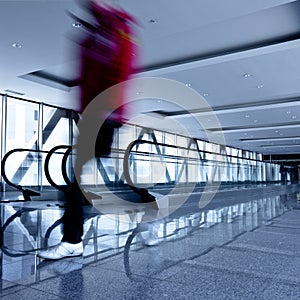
[{"x1": 1, "y1": 183, "x2": 300, "y2": 299}]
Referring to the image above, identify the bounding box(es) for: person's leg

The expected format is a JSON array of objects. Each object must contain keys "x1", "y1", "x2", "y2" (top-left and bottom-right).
[
  {"x1": 61, "y1": 181, "x2": 84, "y2": 244},
  {"x1": 38, "y1": 118, "x2": 117, "y2": 260},
  {"x1": 38, "y1": 137, "x2": 89, "y2": 260},
  {"x1": 95, "y1": 118, "x2": 122, "y2": 157},
  {"x1": 38, "y1": 161, "x2": 85, "y2": 260}
]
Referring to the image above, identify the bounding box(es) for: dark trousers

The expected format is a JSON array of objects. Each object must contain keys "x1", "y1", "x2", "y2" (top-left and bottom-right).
[
  {"x1": 62, "y1": 118, "x2": 121, "y2": 243},
  {"x1": 61, "y1": 118, "x2": 156, "y2": 243}
]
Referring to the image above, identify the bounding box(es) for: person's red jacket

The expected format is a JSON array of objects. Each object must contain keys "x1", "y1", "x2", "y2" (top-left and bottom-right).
[{"x1": 79, "y1": 1, "x2": 139, "y2": 122}]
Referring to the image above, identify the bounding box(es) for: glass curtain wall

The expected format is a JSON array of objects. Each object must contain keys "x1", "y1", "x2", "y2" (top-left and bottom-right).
[
  {"x1": 0, "y1": 94, "x2": 287, "y2": 192},
  {"x1": 119, "y1": 126, "x2": 284, "y2": 188},
  {"x1": 1, "y1": 95, "x2": 76, "y2": 191}
]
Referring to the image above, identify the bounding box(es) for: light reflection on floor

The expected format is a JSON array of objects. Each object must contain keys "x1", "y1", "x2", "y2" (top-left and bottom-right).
[{"x1": 0, "y1": 193, "x2": 290, "y2": 287}]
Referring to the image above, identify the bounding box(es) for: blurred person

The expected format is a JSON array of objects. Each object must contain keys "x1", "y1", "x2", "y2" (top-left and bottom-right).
[{"x1": 39, "y1": 0, "x2": 158, "y2": 260}]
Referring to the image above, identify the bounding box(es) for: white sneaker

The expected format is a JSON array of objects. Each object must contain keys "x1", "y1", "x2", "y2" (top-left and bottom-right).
[
  {"x1": 38, "y1": 242, "x2": 83, "y2": 260},
  {"x1": 145, "y1": 236, "x2": 159, "y2": 246},
  {"x1": 144, "y1": 222, "x2": 160, "y2": 247}
]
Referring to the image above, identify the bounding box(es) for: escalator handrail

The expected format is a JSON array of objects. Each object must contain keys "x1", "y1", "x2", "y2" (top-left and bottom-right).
[
  {"x1": 123, "y1": 139, "x2": 201, "y2": 190},
  {"x1": 1, "y1": 148, "x2": 49, "y2": 191},
  {"x1": 44, "y1": 145, "x2": 72, "y2": 191},
  {"x1": 61, "y1": 146, "x2": 73, "y2": 186}
]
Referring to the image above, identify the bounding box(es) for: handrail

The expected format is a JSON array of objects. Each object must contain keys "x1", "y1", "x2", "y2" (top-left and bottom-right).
[
  {"x1": 1, "y1": 145, "x2": 73, "y2": 199},
  {"x1": 1, "y1": 148, "x2": 48, "y2": 191},
  {"x1": 123, "y1": 139, "x2": 201, "y2": 191},
  {"x1": 44, "y1": 145, "x2": 72, "y2": 191},
  {"x1": 123, "y1": 139, "x2": 281, "y2": 189},
  {"x1": 1, "y1": 148, "x2": 51, "y2": 200},
  {"x1": 61, "y1": 146, "x2": 73, "y2": 186}
]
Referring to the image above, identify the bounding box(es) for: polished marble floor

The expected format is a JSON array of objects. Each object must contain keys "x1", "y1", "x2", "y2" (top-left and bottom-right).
[{"x1": 1, "y1": 183, "x2": 300, "y2": 299}]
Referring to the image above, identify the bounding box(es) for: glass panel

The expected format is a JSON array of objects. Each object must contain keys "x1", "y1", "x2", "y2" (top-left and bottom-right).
[
  {"x1": 5, "y1": 98, "x2": 39, "y2": 187},
  {"x1": 197, "y1": 140, "x2": 205, "y2": 151},
  {"x1": 3, "y1": 150, "x2": 40, "y2": 188},
  {"x1": 164, "y1": 134, "x2": 177, "y2": 182},
  {"x1": 211, "y1": 143, "x2": 220, "y2": 154},
  {"x1": 153, "y1": 130, "x2": 163, "y2": 143},
  {"x1": 205, "y1": 143, "x2": 212, "y2": 153},
  {"x1": 41, "y1": 106, "x2": 71, "y2": 186},
  {"x1": 118, "y1": 123, "x2": 137, "y2": 150},
  {"x1": 6, "y1": 97, "x2": 39, "y2": 152},
  {"x1": 42, "y1": 106, "x2": 70, "y2": 151},
  {"x1": 226, "y1": 146, "x2": 232, "y2": 156},
  {"x1": 177, "y1": 135, "x2": 187, "y2": 149}
]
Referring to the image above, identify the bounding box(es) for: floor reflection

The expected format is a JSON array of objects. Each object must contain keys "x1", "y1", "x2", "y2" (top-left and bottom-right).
[{"x1": 0, "y1": 193, "x2": 291, "y2": 289}]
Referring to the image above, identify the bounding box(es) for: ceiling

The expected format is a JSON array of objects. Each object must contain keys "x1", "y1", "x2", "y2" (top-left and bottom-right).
[{"x1": 1, "y1": 0, "x2": 300, "y2": 159}]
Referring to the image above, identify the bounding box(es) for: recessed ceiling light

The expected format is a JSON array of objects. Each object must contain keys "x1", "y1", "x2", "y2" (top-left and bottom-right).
[
  {"x1": 245, "y1": 114, "x2": 250, "y2": 118},
  {"x1": 286, "y1": 111, "x2": 292, "y2": 114},
  {"x1": 253, "y1": 119, "x2": 258, "y2": 123},
  {"x1": 72, "y1": 22, "x2": 82, "y2": 28},
  {"x1": 185, "y1": 83, "x2": 191, "y2": 87},
  {"x1": 256, "y1": 85, "x2": 264, "y2": 89},
  {"x1": 292, "y1": 115, "x2": 297, "y2": 119},
  {"x1": 243, "y1": 73, "x2": 252, "y2": 78},
  {"x1": 203, "y1": 93, "x2": 209, "y2": 97},
  {"x1": 12, "y1": 43, "x2": 21, "y2": 48}
]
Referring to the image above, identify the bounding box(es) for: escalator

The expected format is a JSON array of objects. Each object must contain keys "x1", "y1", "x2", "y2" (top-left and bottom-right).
[{"x1": 1, "y1": 145, "x2": 73, "y2": 202}]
